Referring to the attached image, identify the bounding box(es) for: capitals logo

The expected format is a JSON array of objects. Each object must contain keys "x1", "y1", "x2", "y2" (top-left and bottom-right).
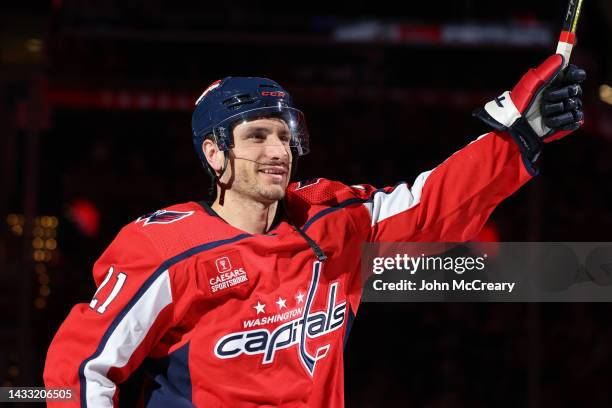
[
  {"x1": 214, "y1": 262, "x2": 346, "y2": 376},
  {"x1": 135, "y1": 210, "x2": 194, "y2": 226}
]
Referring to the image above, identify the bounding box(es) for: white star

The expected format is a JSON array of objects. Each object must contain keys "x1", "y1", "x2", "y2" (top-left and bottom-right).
[
  {"x1": 276, "y1": 297, "x2": 287, "y2": 310},
  {"x1": 295, "y1": 292, "x2": 305, "y2": 304},
  {"x1": 253, "y1": 301, "x2": 266, "y2": 315}
]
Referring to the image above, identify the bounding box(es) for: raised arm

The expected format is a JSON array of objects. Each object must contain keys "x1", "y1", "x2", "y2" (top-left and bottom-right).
[{"x1": 350, "y1": 55, "x2": 585, "y2": 243}]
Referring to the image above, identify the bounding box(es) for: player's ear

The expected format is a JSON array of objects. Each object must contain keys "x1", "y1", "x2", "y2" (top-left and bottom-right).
[{"x1": 202, "y1": 138, "x2": 224, "y2": 174}]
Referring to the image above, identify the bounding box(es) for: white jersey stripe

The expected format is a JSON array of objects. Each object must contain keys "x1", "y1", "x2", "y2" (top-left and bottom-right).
[
  {"x1": 363, "y1": 170, "x2": 433, "y2": 227},
  {"x1": 84, "y1": 270, "x2": 173, "y2": 407},
  {"x1": 362, "y1": 133, "x2": 494, "y2": 226}
]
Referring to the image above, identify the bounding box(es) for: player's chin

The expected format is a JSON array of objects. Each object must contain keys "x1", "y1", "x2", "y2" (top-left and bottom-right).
[
  {"x1": 258, "y1": 184, "x2": 286, "y2": 202},
  {"x1": 258, "y1": 173, "x2": 288, "y2": 190}
]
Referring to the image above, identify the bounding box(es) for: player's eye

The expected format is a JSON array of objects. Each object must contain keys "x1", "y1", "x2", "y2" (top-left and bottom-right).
[
  {"x1": 247, "y1": 133, "x2": 266, "y2": 141},
  {"x1": 279, "y1": 133, "x2": 291, "y2": 143}
]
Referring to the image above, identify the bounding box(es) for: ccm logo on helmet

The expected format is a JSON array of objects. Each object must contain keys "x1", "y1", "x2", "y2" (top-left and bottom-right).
[{"x1": 261, "y1": 91, "x2": 286, "y2": 97}]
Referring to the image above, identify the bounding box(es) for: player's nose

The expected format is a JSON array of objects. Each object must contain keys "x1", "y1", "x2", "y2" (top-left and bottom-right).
[{"x1": 264, "y1": 134, "x2": 290, "y2": 160}]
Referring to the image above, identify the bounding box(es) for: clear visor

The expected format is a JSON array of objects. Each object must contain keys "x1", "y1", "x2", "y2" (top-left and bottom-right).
[{"x1": 213, "y1": 106, "x2": 310, "y2": 156}]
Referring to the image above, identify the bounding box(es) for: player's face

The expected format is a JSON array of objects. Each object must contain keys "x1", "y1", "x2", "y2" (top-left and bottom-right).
[{"x1": 226, "y1": 117, "x2": 293, "y2": 203}]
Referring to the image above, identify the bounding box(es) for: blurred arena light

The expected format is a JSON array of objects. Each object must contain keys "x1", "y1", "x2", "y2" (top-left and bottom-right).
[
  {"x1": 68, "y1": 198, "x2": 100, "y2": 237},
  {"x1": 6, "y1": 214, "x2": 59, "y2": 311},
  {"x1": 25, "y1": 38, "x2": 43, "y2": 54},
  {"x1": 334, "y1": 21, "x2": 553, "y2": 46},
  {"x1": 599, "y1": 84, "x2": 612, "y2": 105},
  {"x1": 32, "y1": 216, "x2": 58, "y2": 263},
  {"x1": 6, "y1": 214, "x2": 24, "y2": 236},
  {"x1": 473, "y1": 222, "x2": 500, "y2": 242}
]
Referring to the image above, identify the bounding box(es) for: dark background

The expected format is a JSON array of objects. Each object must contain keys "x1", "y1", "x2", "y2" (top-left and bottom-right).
[{"x1": 1, "y1": 0, "x2": 612, "y2": 406}]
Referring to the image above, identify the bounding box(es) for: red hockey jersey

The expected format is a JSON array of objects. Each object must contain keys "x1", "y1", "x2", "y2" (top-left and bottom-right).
[{"x1": 44, "y1": 131, "x2": 533, "y2": 407}]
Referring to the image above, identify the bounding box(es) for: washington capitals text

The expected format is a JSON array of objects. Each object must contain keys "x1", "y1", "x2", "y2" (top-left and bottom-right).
[{"x1": 214, "y1": 262, "x2": 346, "y2": 376}]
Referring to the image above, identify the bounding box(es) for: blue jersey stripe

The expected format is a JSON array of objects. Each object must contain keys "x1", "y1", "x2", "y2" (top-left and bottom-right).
[
  {"x1": 301, "y1": 185, "x2": 396, "y2": 232},
  {"x1": 144, "y1": 342, "x2": 194, "y2": 407},
  {"x1": 302, "y1": 198, "x2": 363, "y2": 232}
]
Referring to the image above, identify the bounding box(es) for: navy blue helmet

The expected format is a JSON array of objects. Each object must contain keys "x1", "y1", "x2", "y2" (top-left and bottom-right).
[{"x1": 191, "y1": 77, "x2": 310, "y2": 165}]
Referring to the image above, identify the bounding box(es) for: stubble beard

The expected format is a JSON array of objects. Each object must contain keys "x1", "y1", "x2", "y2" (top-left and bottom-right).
[{"x1": 234, "y1": 163, "x2": 287, "y2": 204}]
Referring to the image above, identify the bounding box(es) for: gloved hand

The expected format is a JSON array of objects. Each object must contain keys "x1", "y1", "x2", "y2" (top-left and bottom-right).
[{"x1": 474, "y1": 54, "x2": 586, "y2": 172}]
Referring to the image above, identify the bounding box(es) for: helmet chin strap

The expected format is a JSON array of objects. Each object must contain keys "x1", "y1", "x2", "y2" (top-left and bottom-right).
[
  {"x1": 204, "y1": 152, "x2": 230, "y2": 199},
  {"x1": 232, "y1": 156, "x2": 290, "y2": 167},
  {"x1": 232, "y1": 147, "x2": 298, "y2": 179}
]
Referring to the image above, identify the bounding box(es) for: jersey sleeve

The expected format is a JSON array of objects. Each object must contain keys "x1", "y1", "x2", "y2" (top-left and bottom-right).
[
  {"x1": 43, "y1": 224, "x2": 174, "y2": 407},
  {"x1": 348, "y1": 131, "x2": 533, "y2": 242}
]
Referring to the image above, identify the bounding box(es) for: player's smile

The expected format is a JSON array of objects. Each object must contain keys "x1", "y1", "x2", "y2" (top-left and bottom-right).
[{"x1": 257, "y1": 165, "x2": 288, "y2": 184}]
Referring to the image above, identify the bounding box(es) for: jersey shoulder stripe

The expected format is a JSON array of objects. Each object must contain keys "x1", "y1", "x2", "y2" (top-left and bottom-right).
[{"x1": 363, "y1": 171, "x2": 432, "y2": 226}]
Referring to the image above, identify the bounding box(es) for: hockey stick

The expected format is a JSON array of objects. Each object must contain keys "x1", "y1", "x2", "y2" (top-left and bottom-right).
[{"x1": 556, "y1": 0, "x2": 585, "y2": 67}]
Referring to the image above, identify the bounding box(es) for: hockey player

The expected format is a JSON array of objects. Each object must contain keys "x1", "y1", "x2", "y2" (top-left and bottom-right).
[{"x1": 44, "y1": 54, "x2": 585, "y2": 407}]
